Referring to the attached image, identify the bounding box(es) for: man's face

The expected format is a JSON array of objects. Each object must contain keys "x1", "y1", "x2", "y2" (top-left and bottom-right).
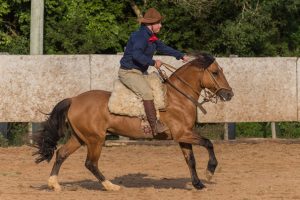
[{"x1": 152, "y1": 22, "x2": 162, "y2": 33}]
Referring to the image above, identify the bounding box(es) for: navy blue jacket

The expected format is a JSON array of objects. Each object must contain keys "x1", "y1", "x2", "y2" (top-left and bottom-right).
[{"x1": 120, "y1": 25, "x2": 184, "y2": 72}]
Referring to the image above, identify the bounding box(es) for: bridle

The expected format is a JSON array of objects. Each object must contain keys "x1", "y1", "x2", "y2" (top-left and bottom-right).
[
  {"x1": 200, "y1": 61, "x2": 232, "y2": 102},
  {"x1": 157, "y1": 62, "x2": 231, "y2": 114}
]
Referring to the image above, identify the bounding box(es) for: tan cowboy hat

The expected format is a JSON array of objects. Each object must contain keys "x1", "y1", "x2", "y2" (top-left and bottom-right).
[{"x1": 138, "y1": 8, "x2": 163, "y2": 24}]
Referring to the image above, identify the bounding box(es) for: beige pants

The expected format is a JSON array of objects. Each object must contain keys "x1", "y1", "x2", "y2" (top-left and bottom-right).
[{"x1": 118, "y1": 68, "x2": 154, "y2": 100}]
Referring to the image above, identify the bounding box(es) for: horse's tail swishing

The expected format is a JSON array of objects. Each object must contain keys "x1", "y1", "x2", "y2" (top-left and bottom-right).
[{"x1": 33, "y1": 98, "x2": 71, "y2": 164}]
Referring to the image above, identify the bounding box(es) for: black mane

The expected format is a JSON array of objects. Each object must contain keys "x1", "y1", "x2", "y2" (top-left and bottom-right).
[{"x1": 189, "y1": 53, "x2": 215, "y2": 69}]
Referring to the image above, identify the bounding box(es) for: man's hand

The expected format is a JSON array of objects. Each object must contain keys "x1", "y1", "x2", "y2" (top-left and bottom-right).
[
  {"x1": 182, "y1": 55, "x2": 189, "y2": 63},
  {"x1": 154, "y1": 59, "x2": 162, "y2": 69}
]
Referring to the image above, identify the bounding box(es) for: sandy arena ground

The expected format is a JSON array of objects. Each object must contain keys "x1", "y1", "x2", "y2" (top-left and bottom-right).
[{"x1": 0, "y1": 140, "x2": 300, "y2": 200}]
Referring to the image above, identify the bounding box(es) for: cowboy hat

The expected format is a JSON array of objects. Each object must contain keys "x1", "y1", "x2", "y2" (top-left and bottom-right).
[{"x1": 138, "y1": 8, "x2": 163, "y2": 24}]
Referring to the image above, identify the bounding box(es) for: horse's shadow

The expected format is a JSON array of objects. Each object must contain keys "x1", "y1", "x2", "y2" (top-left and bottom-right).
[
  {"x1": 111, "y1": 173, "x2": 190, "y2": 189},
  {"x1": 34, "y1": 173, "x2": 214, "y2": 191},
  {"x1": 33, "y1": 179, "x2": 103, "y2": 191}
]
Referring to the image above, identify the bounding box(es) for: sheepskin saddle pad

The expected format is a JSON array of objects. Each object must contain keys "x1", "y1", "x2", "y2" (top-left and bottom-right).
[{"x1": 108, "y1": 72, "x2": 167, "y2": 117}]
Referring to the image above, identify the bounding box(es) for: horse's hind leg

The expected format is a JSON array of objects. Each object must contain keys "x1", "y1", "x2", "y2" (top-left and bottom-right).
[
  {"x1": 48, "y1": 135, "x2": 81, "y2": 191},
  {"x1": 179, "y1": 142, "x2": 205, "y2": 189},
  {"x1": 85, "y1": 139, "x2": 120, "y2": 191}
]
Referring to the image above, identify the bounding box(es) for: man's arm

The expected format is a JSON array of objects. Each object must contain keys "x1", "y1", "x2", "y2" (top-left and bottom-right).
[{"x1": 155, "y1": 40, "x2": 184, "y2": 60}]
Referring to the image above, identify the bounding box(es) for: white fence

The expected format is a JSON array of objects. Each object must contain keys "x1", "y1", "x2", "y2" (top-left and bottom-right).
[{"x1": 0, "y1": 55, "x2": 299, "y2": 123}]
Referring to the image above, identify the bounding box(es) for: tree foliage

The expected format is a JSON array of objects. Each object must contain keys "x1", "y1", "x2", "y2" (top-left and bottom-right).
[
  {"x1": 0, "y1": 0, "x2": 30, "y2": 54},
  {"x1": 0, "y1": 0, "x2": 299, "y2": 56},
  {"x1": 44, "y1": 0, "x2": 137, "y2": 54}
]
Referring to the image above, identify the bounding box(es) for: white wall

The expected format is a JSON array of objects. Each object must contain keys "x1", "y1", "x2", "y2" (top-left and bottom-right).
[{"x1": 0, "y1": 55, "x2": 298, "y2": 122}]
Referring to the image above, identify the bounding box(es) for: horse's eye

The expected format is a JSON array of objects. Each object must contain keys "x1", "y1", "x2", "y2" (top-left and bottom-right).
[{"x1": 212, "y1": 71, "x2": 218, "y2": 76}]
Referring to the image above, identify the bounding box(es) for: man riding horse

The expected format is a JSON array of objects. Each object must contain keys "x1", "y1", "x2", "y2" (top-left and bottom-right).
[
  {"x1": 33, "y1": 7, "x2": 234, "y2": 192},
  {"x1": 119, "y1": 8, "x2": 189, "y2": 136}
]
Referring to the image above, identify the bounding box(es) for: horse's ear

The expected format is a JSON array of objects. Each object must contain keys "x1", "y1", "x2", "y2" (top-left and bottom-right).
[
  {"x1": 188, "y1": 52, "x2": 215, "y2": 69},
  {"x1": 190, "y1": 52, "x2": 214, "y2": 61}
]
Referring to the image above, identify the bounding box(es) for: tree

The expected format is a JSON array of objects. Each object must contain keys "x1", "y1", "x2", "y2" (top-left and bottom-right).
[
  {"x1": 0, "y1": 0, "x2": 298, "y2": 56},
  {"x1": 170, "y1": 0, "x2": 217, "y2": 18},
  {"x1": 0, "y1": 0, "x2": 30, "y2": 54},
  {"x1": 207, "y1": 0, "x2": 300, "y2": 56},
  {"x1": 44, "y1": 0, "x2": 137, "y2": 54}
]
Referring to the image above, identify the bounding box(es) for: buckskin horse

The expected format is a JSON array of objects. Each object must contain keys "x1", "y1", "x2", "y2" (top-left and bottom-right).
[{"x1": 33, "y1": 53, "x2": 233, "y2": 191}]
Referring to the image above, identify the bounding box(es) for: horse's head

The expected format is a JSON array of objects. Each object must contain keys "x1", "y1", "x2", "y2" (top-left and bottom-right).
[{"x1": 191, "y1": 53, "x2": 234, "y2": 101}]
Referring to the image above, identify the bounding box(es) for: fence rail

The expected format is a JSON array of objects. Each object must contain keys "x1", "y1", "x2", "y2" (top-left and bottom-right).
[{"x1": 0, "y1": 55, "x2": 299, "y2": 122}]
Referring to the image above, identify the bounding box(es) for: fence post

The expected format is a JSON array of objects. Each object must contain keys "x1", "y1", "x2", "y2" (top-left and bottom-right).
[
  {"x1": 224, "y1": 123, "x2": 228, "y2": 140},
  {"x1": 30, "y1": 0, "x2": 44, "y2": 55},
  {"x1": 0, "y1": 123, "x2": 8, "y2": 138},
  {"x1": 271, "y1": 122, "x2": 277, "y2": 139},
  {"x1": 29, "y1": 0, "x2": 44, "y2": 143},
  {"x1": 224, "y1": 123, "x2": 236, "y2": 140},
  {"x1": 228, "y1": 123, "x2": 236, "y2": 140},
  {"x1": 0, "y1": 53, "x2": 9, "y2": 140},
  {"x1": 224, "y1": 55, "x2": 238, "y2": 141},
  {"x1": 0, "y1": 53, "x2": 9, "y2": 139}
]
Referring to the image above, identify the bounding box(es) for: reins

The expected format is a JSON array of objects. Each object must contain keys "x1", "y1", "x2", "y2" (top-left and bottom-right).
[{"x1": 157, "y1": 62, "x2": 222, "y2": 114}]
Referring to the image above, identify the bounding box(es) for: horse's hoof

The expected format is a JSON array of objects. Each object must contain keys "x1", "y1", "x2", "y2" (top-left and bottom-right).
[
  {"x1": 102, "y1": 180, "x2": 121, "y2": 191},
  {"x1": 206, "y1": 169, "x2": 214, "y2": 182},
  {"x1": 207, "y1": 160, "x2": 218, "y2": 174},
  {"x1": 48, "y1": 176, "x2": 62, "y2": 192},
  {"x1": 192, "y1": 181, "x2": 206, "y2": 190},
  {"x1": 51, "y1": 185, "x2": 62, "y2": 192}
]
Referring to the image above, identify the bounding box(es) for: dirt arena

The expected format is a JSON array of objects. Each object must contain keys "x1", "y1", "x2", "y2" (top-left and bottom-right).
[{"x1": 0, "y1": 140, "x2": 300, "y2": 200}]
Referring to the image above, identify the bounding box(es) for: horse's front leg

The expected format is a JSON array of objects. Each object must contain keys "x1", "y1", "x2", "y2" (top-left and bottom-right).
[
  {"x1": 179, "y1": 142, "x2": 205, "y2": 190},
  {"x1": 198, "y1": 137, "x2": 218, "y2": 181},
  {"x1": 178, "y1": 133, "x2": 218, "y2": 182}
]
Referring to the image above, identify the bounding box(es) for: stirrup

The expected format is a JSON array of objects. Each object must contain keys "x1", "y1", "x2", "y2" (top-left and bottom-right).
[{"x1": 155, "y1": 120, "x2": 169, "y2": 133}]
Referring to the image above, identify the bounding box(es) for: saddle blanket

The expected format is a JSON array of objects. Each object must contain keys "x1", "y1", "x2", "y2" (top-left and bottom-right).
[{"x1": 108, "y1": 72, "x2": 167, "y2": 117}]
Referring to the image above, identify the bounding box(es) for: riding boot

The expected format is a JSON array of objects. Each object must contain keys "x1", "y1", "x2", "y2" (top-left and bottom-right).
[{"x1": 143, "y1": 100, "x2": 169, "y2": 136}]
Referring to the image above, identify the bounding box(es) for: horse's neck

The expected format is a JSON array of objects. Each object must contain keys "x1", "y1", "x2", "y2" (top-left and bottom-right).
[{"x1": 167, "y1": 66, "x2": 202, "y2": 100}]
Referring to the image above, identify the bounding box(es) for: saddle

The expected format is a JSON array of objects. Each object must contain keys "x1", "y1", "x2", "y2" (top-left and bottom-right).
[{"x1": 108, "y1": 72, "x2": 167, "y2": 118}]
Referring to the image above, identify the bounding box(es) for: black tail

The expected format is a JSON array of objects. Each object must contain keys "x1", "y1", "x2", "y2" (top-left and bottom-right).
[{"x1": 33, "y1": 98, "x2": 71, "y2": 164}]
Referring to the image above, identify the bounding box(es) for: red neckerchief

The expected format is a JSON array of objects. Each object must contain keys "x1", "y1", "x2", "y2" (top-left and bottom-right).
[{"x1": 148, "y1": 34, "x2": 158, "y2": 43}]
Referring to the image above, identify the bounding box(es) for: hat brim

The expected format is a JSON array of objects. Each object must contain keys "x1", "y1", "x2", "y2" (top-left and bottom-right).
[{"x1": 138, "y1": 16, "x2": 163, "y2": 24}]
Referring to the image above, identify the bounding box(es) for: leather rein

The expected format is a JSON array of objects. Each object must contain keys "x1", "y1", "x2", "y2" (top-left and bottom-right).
[{"x1": 157, "y1": 62, "x2": 227, "y2": 114}]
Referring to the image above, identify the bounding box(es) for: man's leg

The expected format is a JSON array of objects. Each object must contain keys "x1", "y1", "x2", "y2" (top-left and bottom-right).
[{"x1": 118, "y1": 69, "x2": 168, "y2": 135}]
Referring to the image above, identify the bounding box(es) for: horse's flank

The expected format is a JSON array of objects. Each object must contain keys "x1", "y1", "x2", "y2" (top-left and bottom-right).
[{"x1": 68, "y1": 90, "x2": 156, "y2": 140}]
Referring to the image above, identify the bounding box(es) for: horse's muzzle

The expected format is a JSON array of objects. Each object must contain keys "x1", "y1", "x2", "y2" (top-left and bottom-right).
[{"x1": 217, "y1": 89, "x2": 234, "y2": 101}]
